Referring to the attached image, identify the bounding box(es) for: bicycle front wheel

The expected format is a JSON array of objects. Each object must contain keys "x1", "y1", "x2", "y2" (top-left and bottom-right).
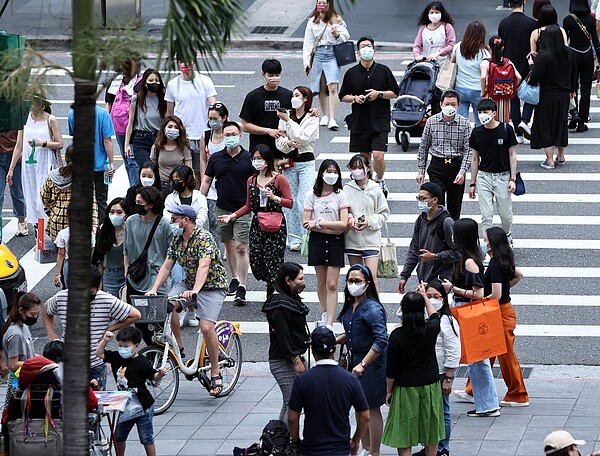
[
  {"x1": 217, "y1": 333, "x2": 242, "y2": 396},
  {"x1": 139, "y1": 346, "x2": 179, "y2": 414}
]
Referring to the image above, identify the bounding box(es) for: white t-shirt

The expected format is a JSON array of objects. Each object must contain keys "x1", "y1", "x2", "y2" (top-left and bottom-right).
[
  {"x1": 165, "y1": 74, "x2": 217, "y2": 140},
  {"x1": 304, "y1": 190, "x2": 350, "y2": 222},
  {"x1": 206, "y1": 138, "x2": 224, "y2": 200},
  {"x1": 55, "y1": 227, "x2": 96, "y2": 259},
  {"x1": 422, "y1": 25, "x2": 448, "y2": 67}
]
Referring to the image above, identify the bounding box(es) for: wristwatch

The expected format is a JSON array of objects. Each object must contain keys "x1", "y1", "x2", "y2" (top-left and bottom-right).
[
  {"x1": 360, "y1": 361, "x2": 367, "y2": 368},
  {"x1": 378, "y1": 91, "x2": 383, "y2": 99}
]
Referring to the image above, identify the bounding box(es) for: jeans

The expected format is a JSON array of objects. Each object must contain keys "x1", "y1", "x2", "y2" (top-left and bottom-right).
[
  {"x1": 93, "y1": 171, "x2": 108, "y2": 225},
  {"x1": 90, "y1": 363, "x2": 107, "y2": 391},
  {"x1": 132, "y1": 131, "x2": 156, "y2": 169},
  {"x1": 477, "y1": 171, "x2": 513, "y2": 235},
  {"x1": 115, "y1": 134, "x2": 139, "y2": 187},
  {"x1": 282, "y1": 161, "x2": 314, "y2": 246},
  {"x1": 115, "y1": 403, "x2": 155, "y2": 445},
  {"x1": 456, "y1": 87, "x2": 482, "y2": 127},
  {"x1": 170, "y1": 263, "x2": 184, "y2": 288},
  {"x1": 438, "y1": 374, "x2": 451, "y2": 452},
  {"x1": 103, "y1": 267, "x2": 126, "y2": 297},
  {"x1": 468, "y1": 358, "x2": 499, "y2": 413},
  {"x1": 0, "y1": 154, "x2": 26, "y2": 241},
  {"x1": 269, "y1": 358, "x2": 297, "y2": 423}
]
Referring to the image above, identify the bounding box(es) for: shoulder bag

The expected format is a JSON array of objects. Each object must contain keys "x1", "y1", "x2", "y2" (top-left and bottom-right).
[
  {"x1": 255, "y1": 178, "x2": 283, "y2": 233},
  {"x1": 337, "y1": 343, "x2": 351, "y2": 371},
  {"x1": 128, "y1": 215, "x2": 162, "y2": 282},
  {"x1": 516, "y1": 72, "x2": 540, "y2": 106},
  {"x1": 307, "y1": 24, "x2": 328, "y2": 74},
  {"x1": 435, "y1": 55, "x2": 457, "y2": 92},
  {"x1": 514, "y1": 172, "x2": 526, "y2": 196},
  {"x1": 377, "y1": 223, "x2": 399, "y2": 279}
]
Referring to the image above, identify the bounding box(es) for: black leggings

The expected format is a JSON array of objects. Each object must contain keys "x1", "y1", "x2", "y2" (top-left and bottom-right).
[{"x1": 572, "y1": 50, "x2": 594, "y2": 123}]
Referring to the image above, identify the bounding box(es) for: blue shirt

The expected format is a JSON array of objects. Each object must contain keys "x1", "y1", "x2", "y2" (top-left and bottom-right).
[
  {"x1": 341, "y1": 297, "x2": 388, "y2": 360},
  {"x1": 68, "y1": 105, "x2": 115, "y2": 172}
]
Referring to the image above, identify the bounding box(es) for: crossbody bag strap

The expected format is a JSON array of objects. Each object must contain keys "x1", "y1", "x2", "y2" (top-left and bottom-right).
[
  {"x1": 312, "y1": 23, "x2": 328, "y2": 53},
  {"x1": 571, "y1": 13, "x2": 591, "y2": 40},
  {"x1": 141, "y1": 215, "x2": 162, "y2": 254}
]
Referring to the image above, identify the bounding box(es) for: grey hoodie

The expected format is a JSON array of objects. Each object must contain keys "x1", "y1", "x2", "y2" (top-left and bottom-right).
[{"x1": 48, "y1": 168, "x2": 72, "y2": 190}]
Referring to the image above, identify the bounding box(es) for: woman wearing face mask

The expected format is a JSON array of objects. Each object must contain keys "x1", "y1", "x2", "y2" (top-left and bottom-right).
[
  {"x1": 337, "y1": 264, "x2": 387, "y2": 456},
  {"x1": 303, "y1": 159, "x2": 349, "y2": 328},
  {"x1": 2, "y1": 292, "x2": 41, "y2": 411},
  {"x1": 343, "y1": 154, "x2": 389, "y2": 292},
  {"x1": 275, "y1": 86, "x2": 318, "y2": 252},
  {"x1": 94, "y1": 197, "x2": 132, "y2": 298},
  {"x1": 125, "y1": 161, "x2": 162, "y2": 212},
  {"x1": 302, "y1": 0, "x2": 350, "y2": 130},
  {"x1": 150, "y1": 115, "x2": 192, "y2": 194},
  {"x1": 164, "y1": 165, "x2": 208, "y2": 228},
  {"x1": 219, "y1": 145, "x2": 293, "y2": 297},
  {"x1": 124, "y1": 68, "x2": 167, "y2": 169},
  {"x1": 413, "y1": 2, "x2": 456, "y2": 114}
]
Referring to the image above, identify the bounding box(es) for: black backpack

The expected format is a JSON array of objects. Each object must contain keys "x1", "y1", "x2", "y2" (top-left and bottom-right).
[{"x1": 259, "y1": 420, "x2": 293, "y2": 456}]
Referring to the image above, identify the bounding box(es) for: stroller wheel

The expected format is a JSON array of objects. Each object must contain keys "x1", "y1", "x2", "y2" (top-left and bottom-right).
[
  {"x1": 394, "y1": 128, "x2": 401, "y2": 145},
  {"x1": 400, "y1": 132, "x2": 410, "y2": 152}
]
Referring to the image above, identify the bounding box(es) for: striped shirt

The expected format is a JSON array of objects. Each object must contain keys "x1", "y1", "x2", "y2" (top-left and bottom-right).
[
  {"x1": 417, "y1": 112, "x2": 473, "y2": 176},
  {"x1": 45, "y1": 290, "x2": 133, "y2": 368}
]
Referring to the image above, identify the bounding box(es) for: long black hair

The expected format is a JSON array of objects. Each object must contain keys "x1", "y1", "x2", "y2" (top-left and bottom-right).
[
  {"x1": 486, "y1": 227, "x2": 516, "y2": 280},
  {"x1": 400, "y1": 292, "x2": 427, "y2": 336},
  {"x1": 95, "y1": 197, "x2": 132, "y2": 256},
  {"x1": 417, "y1": 2, "x2": 454, "y2": 26},
  {"x1": 135, "y1": 68, "x2": 167, "y2": 117},
  {"x1": 543, "y1": 24, "x2": 568, "y2": 66},
  {"x1": 569, "y1": 0, "x2": 591, "y2": 16},
  {"x1": 338, "y1": 264, "x2": 384, "y2": 321},
  {"x1": 452, "y1": 218, "x2": 484, "y2": 283},
  {"x1": 426, "y1": 279, "x2": 458, "y2": 336},
  {"x1": 313, "y1": 159, "x2": 342, "y2": 197},
  {"x1": 136, "y1": 161, "x2": 162, "y2": 191},
  {"x1": 1, "y1": 292, "x2": 41, "y2": 338},
  {"x1": 274, "y1": 262, "x2": 304, "y2": 300}
]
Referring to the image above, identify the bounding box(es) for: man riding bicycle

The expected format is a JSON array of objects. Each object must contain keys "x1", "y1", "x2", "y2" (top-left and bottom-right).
[{"x1": 147, "y1": 204, "x2": 228, "y2": 396}]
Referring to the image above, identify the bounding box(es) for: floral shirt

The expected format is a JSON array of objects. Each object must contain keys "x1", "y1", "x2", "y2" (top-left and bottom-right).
[{"x1": 167, "y1": 226, "x2": 227, "y2": 290}]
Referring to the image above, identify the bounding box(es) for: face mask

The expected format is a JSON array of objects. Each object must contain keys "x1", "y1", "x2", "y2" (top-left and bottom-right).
[
  {"x1": 109, "y1": 214, "x2": 124, "y2": 227},
  {"x1": 359, "y1": 46, "x2": 374, "y2": 61},
  {"x1": 291, "y1": 97, "x2": 303, "y2": 109},
  {"x1": 351, "y1": 168, "x2": 366, "y2": 180},
  {"x1": 118, "y1": 346, "x2": 134, "y2": 359},
  {"x1": 224, "y1": 136, "x2": 240, "y2": 149},
  {"x1": 347, "y1": 282, "x2": 366, "y2": 297},
  {"x1": 430, "y1": 298, "x2": 443, "y2": 311},
  {"x1": 140, "y1": 177, "x2": 154, "y2": 187},
  {"x1": 147, "y1": 83, "x2": 160, "y2": 94},
  {"x1": 173, "y1": 182, "x2": 185, "y2": 193},
  {"x1": 441, "y1": 105, "x2": 457, "y2": 117},
  {"x1": 418, "y1": 201, "x2": 431, "y2": 213},
  {"x1": 24, "y1": 316, "x2": 37, "y2": 326},
  {"x1": 179, "y1": 63, "x2": 192, "y2": 76},
  {"x1": 322, "y1": 172, "x2": 338, "y2": 185},
  {"x1": 252, "y1": 159, "x2": 266, "y2": 171},
  {"x1": 429, "y1": 13, "x2": 442, "y2": 23},
  {"x1": 316, "y1": 3, "x2": 328, "y2": 13},
  {"x1": 478, "y1": 113, "x2": 493, "y2": 125},
  {"x1": 265, "y1": 76, "x2": 281, "y2": 84},
  {"x1": 208, "y1": 119, "x2": 222, "y2": 130},
  {"x1": 165, "y1": 127, "x2": 180, "y2": 140},
  {"x1": 135, "y1": 204, "x2": 148, "y2": 215},
  {"x1": 170, "y1": 223, "x2": 184, "y2": 237}
]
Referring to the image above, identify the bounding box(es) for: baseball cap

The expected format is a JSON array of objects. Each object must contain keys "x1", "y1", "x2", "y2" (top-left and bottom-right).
[
  {"x1": 310, "y1": 326, "x2": 336, "y2": 354},
  {"x1": 168, "y1": 204, "x2": 197, "y2": 221},
  {"x1": 543, "y1": 430, "x2": 585, "y2": 454}
]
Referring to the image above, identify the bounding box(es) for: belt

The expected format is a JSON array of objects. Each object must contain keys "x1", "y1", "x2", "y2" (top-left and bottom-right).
[
  {"x1": 432, "y1": 156, "x2": 462, "y2": 165},
  {"x1": 294, "y1": 153, "x2": 315, "y2": 163},
  {"x1": 133, "y1": 130, "x2": 157, "y2": 137}
]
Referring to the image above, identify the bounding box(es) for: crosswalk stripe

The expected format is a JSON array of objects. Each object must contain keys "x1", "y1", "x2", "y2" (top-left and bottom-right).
[
  {"x1": 2, "y1": 218, "x2": 18, "y2": 244},
  {"x1": 360, "y1": 238, "x2": 600, "y2": 249},
  {"x1": 384, "y1": 193, "x2": 600, "y2": 203},
  {"x1": 330, "y1": 136, "x2": 600, "y2": 145},
  {"x1": 386, "y1": 214, "x2": 600, "y2": 225},
  {"x1": 19, "y1": 248, "x2": 56, "y2": 290}
]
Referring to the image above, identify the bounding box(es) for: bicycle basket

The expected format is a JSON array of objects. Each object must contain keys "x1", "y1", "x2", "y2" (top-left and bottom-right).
[{"x1": 130, "y1": 295, "x2": 168, "y2": 323}]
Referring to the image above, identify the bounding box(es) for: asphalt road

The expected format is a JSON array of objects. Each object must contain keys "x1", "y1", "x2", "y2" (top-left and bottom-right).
[{"x1": 4, "y1": 50, "x2": 600, "y2": 367}]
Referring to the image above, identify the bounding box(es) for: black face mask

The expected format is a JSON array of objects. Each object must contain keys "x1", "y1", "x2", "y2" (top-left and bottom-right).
[
  {"x1": 173, "y1": 182, "x2": 185, "y2": 193},
  {"x1": 135, "y1": 204, "x2": 148, "y2": 215},
  {"x1": 24, "y1": 316, "x2": 37, "y2": 327},
  {"x1": 147, "y1": 83, "x2": 160, "y2": 94}
]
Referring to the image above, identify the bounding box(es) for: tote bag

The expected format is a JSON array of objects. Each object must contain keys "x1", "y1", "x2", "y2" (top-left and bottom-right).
[
  {"x1": 451, "y1": 298, "x2": 507, "y2": 364},
  {"x1": 435, "y1": 59, "x2": 457, "y2": 92},
  {"x1": 377, "y1": 223, "x2": 399, "y2": 278},
  {"x1": 514, "y1": 172, "x2": 526, "y2": 196},
  {"x1": 333, "y1": 41, "x2": 356, "y2": 67}
]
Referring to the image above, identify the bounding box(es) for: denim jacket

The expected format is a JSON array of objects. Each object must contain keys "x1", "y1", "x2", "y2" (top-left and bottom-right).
[{"x1": 341, "y1": 297, "x2": 388, "y2": 364}]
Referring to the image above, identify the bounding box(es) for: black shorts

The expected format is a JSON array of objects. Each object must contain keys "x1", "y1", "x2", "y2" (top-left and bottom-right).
[{"x1": 349, "y1": 131, "x2": 389, "y2": 153}]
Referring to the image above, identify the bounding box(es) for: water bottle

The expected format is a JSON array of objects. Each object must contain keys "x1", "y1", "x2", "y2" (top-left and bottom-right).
[
  {"x1": 103, "y1": 159, "x2": 112, "y2": 185},
  {"x1": 259, "y1": 188, "x2": 267, "y2": 208}
]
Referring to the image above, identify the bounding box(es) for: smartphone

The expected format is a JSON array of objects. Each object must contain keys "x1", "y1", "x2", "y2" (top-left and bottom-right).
[
  {"x1": 276, "y1": 108, "x2": 288, "y2": 113},
  {"x1": 357, "y1": 215, "x2": 365, "y2": 224}
]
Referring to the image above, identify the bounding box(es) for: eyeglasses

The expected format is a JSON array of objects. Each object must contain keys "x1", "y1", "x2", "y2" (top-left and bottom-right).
[
  {"x1": 347, "y1": 279, "x2": 366, "y2": 285},
  {"x1": 208, "y1": 103, "x2": 224, "y2": 110},
  {"x1": 416, "y1": 196, "x2": 433, "y2": 202}
]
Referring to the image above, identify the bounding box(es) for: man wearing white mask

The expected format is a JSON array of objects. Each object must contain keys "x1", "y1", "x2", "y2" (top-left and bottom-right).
[
  {"x1": 416, "y1": 89, "x2": 473, "y2": 220},
  {"x1": 339, "y1": 36, "x2": 400, "y2": 198},
  {"x1": 468, "y1": 99, "x2": 518, "y2": 245}
]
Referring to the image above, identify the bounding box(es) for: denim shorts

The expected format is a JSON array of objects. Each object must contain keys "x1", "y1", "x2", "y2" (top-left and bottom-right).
[{"x1": 115, "y1": 403, "x2": 155, "y2": 445}]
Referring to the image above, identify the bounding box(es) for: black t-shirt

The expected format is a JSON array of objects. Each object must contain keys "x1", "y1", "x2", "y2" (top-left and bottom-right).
[
  {"x1": 469, "y1": 123, "x2": 517, "y2": 173},
  {"x1": 563, "y1": 14, "x2": 600, "y2": 54},
  {"x1": 338, "y1": 61, "x2": 400, "y2": 134},
  {"x1": 484, "y1": 256, "x2": 512, "y2": 304},
  {"x1": 498, "y1": 12, "x2": 537, "y2": 76},
  {"x1": 288, "y1": 364, "x2": 368, "y2": 456},
  {"x1": 104, "y1": 350, "x2": 157, "y2": 411},
  {"x1": 205, "y1": 147, "x2": 253, "y2": 211},
  {"x1": 239, "y1": 86, "x2": 293, "y2": 159}
]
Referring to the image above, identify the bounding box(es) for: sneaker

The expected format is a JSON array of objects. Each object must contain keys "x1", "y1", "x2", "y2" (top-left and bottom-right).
[
  {"x1": 437, "y1": 450, "x2": 450, "y2": 456},
  {"x1": 179, "y1": 310, "x2": 188, "y2": 328},
  {"x1": 289, "y1": 242, "x2": 301, "y2": 252},
  {"x1": 500, "y1": 400, "x2": 529, "y2": 407},
  {"x1": 234, "y1": 286, "x2": 246, "y2": 306},
  {"x1": 187, "y1": 309, "x2": 199, "y2": 327},
  {"x1": 516, "y1": 135, "x2": 524, "y2": 144},
  {"x1": 576, "y1": 123, "x2": 589, "y2": 133},
  {"x1": 17, "y1": 222, "x2": 28, "y2": 236},
  {"x1": 452, "y1": 390, "x2": 475, "y2": 403},
  {"x1": 328, "y1": 118, "x2": 339, "y2": 131},
  {"x1": 506, "y1": 232, "x2": 514, "y2": 249},
  {"x1": 319, "y1": 115, "x2": 329, "y2": 127},
  {"x1": 467, "y1": 408, "x2": 500, "y2": 417},
  {"x1": 412, "y1": 448, "x2": 426, "y2": 456},
  {"x1": 540, "y1": 160, "x2": 555, "y2": 170},
  {"x1": 227, "y1": 278, "x2": 239, "y2": 296},
  {"x1": 378, "y1": 179, "x2": 389, "y2": 198},
  {"x1": 518, "y1": 121, "x2": 531, "y2": 140}
]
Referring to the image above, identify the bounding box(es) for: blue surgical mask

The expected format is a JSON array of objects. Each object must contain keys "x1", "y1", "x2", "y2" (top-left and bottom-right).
[
  {"x1": 109, "y1": 214, "x2": 124, "y2": 227},
  {"x1": 170, "y1": 223, "x2": 184, "y2": 237},
  {"x1": 118, "y1": 346, "x2": 134, "y2": 359},
  {"x1": 224, "y1": 135, "x2": 240, "y2": 149},
  {"x1": 418, "y1": 201, "x2": 430, "y2": 213},
  {"x1": 165, "y1": 127, "x2": 180, "y2": 140},
  {"x1": 359, "y1": 46, "x2": 374, "y2": 61}
]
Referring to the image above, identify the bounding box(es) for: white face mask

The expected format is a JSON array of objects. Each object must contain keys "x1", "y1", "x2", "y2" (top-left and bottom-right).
[
  {"x1": 252, "y1": 159, "x2": 266, "y2": 171},
  {"x1": 430, "y1": 298, "x2": 443, "y2": 311},
  {"x1": 347, "y1": 282, "x2": 366, "y2": 297},
  {"x1": 441, "y1": 105, "x2": 457, "y2": 117},
  {"x1": 429, "y1": 12, "x2": 442, "y2": 23},
  {"x1": 140, "y1": 177, "x2": 154, "y2": 187},
  {"x1": 478, "y1": 112, "x2": 494, "y2": 125},
  {"x1": 266, "y1": 76, "x2": 281, "y2": 84},
  {"x1": 291, "y1": 97, "x2": 303, "y2": 109},
  {"x1": 322, "y1": 172, "x2": 338, "y2": 185},
  {"x1": 351, "y1": 168, "x2": 366, "y2": 180}
]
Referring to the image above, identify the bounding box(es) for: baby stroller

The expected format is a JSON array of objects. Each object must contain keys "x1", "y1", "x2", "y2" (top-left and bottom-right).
[{"x1": 392, "y1": 60, "x2": 439, "y2": 151}]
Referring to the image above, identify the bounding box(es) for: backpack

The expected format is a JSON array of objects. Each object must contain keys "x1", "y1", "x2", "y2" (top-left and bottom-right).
[
  {"x1": 110, "y1": 75, "x2": 141, "y2": 135},
  {"x1": 415, "y1": 211, "x2": 451, "y2": 244},
  {"x1": 258, "y1": 420, "x2": 293, "y2": 456},
  {"x1": 486, "y1": 58, "x2": 516, "y2": 99}
]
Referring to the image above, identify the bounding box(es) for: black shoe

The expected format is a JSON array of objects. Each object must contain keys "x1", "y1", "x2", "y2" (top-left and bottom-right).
[
  {"x1": 568, "y1": 118, "x2": 578, "y2": 129},
  {"x1": 438, "y1": 449, "x2": 450, "y2": 456},
  {"x1": 576, "y1": 122, "x2": 588, "y2": 133},
  {"x1": 227, "y1": 278, "x2": 239, "y2": 296},
  {"x1": 412, "y1": 448, "x2": 427, "y2": 456},
  {"x1": 234, "y1": 286, "x2": 246, "y2": 306}
]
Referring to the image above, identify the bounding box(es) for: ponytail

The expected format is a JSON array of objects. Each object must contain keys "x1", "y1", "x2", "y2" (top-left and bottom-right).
[
  {"x1": 1, "y1": 292, "x2": 41, "y2": 338},
  {"x1": 59, "y1": 145, "x2": 74, "y2": 177}
]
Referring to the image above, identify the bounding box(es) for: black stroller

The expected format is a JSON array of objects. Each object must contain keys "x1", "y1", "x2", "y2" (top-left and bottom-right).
[{"x1": 392, "y1": 60, "x2": 439, "y2": 151}]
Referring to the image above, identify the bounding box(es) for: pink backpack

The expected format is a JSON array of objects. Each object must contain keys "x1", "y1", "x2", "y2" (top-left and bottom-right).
[{"x1": 110, "y1": 76, "x2": 140, "y2": 135}]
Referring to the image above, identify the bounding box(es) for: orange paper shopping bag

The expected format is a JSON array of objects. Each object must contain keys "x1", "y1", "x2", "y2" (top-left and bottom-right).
[{"x1": 451, "y1": 298, "x2": 507, "y2": 364}]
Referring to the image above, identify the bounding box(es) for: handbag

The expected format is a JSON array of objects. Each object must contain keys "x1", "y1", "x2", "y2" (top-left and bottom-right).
[
  {"x1": 47, "y1": 115, "x2": 63, "y2": 168},
  {"x1": 516, "y1": 73, "x2": 540, "y2": 106},
  {"x1": 128, "y1": 215, "x2": 161, "y2": 282},
  {"x1": 514, "y1": 172, "x2": 526, "y2": 196},
  {"x1": 377, "y1": 223, "x2": 399, "y2": 279},
  {"x1": 257, "y1": 212, "x2": 283, "y2": 233},
  {"x1": 450, "y1": 297, "x2": 507, "y2": 364},
  {"x1": 337, "y1": 343, "x2": 352, "y2": 371},
  {"x1": 435, "y1": 59, "x2": 457, "y2": 92},
  {"x1": 233, "y1": 443, "x2": 260, "y2": 456},
  {"x1": 300, "y1": 232, "x2": 310, "y2": 257},
  {"x1": 333, "y1": 41, "x2": 356, "y2": 67},
  {"x1": 307, "y1": 25, "x2": 328, "y2": 74}
]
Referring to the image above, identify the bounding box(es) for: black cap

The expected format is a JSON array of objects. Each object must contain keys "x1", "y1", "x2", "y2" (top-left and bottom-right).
[
  {"x1": 420, "y1": 182, "x2": 442, "y2": 199},
  {"x1": 310, "y1": 326, "x2": 336, "y2": 354}
]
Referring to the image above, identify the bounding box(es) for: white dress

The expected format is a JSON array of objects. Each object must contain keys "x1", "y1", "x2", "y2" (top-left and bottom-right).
[{"x1": 21, "y1": 113, "x2": 57, "y2": 224}]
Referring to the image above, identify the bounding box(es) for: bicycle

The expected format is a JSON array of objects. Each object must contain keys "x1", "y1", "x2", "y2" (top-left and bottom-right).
[{"x1": 133, "y1": 295, "x2": 243, "y2": 415}]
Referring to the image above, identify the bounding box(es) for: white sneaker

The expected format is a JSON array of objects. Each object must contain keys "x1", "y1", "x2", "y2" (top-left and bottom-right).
[
  {"x1": 187, "y1": 309, "x2": 199, "y2": 327},
  {"x1": 328, "y1": 118, "x2": 339, "y2": 131},
  {"x1": 179, "y1": 311, "x2": 188, "y2": 328},
  {"x1": 518, "y1": 121, "x2": 531, "y2": 139},
  {"x1": 17, "y1": 222, "x2": 28, "y2": 236},
  {"x1": 516, "y1": 135, "x2": 524, "y2": 144},
  {"x1": 452, "y1": 390, "x2": 475, "y2": 403},
  {"x1": 500, "y1": 400, "x2": 529, "y2": 407},
  {"x1": 319, "y1": 116, "x2": 329, "y2": 127}
]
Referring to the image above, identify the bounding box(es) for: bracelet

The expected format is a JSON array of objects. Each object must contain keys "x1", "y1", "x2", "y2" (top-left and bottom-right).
[
  {"x1": 449, "y1": 285, "x2": 454, "y2": 294},
  {"x1": 444, "y1": 376, "x2": 453, "y2": 382},
  {"x1": 378, "y1": 91, "x2": 383, "y2": 99},
  {"x1": 469, "y1": 183, "x2": 476, "y2": 187},
  {"x1": 352, "y1": 96, "x2": 356, "y2": 103}
]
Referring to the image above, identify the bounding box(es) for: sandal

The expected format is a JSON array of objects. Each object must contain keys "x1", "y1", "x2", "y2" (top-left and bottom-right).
[{"x1": 209, "y1": 374, "x2": 223, "y2": 397}]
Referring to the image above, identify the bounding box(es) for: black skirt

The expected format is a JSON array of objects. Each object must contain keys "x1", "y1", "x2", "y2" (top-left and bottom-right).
[
  {"x1": 307, "y1": 231, "x2": 345, "y2": 267},
  {"x1": 531, "y1": 92, "x2": 569, "y2": 149}
]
